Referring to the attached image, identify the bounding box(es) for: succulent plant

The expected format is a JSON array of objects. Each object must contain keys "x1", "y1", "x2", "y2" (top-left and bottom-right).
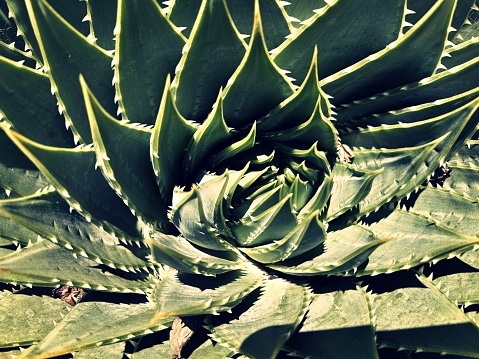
[{"x1": 2, "y1": 0, "x2": 479, "y2": 358}]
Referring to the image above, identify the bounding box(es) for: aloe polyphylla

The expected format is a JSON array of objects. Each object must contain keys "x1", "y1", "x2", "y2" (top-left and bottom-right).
[{"x1": 2, "y1": 0, "x2": 479, "y2": 358}]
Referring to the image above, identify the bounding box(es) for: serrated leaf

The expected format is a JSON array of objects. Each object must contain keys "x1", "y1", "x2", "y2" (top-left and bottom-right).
[
  {"x1": 0, "y1": 292, "x2": 70, "y2": 348},
  {"x1": 320, "y1": 0, "x2": 455, "y2": 104},
  {"x1": 5, "y1": 0, "x2": 43, "y2": 62},
  {"x1": 0, "y1": 56, "x2": 72, "y2": 147},
  {"x1": 208, "y1": 278, "x2": 310, "y2": 359},
  {"x1": 183, "y1": 91, "x2": 233, "y2": 179},
  {"x1": 0, "y1": 40, "x2": 36, "y2": 68},
  {"x1": 0, "y1": 130, "x2": 49, "y2": 198},
  {"x1": 86, "y1": 0, "x2": 117, "y2": 50},
  {"x1": 460, "y1": 249, "x2": 479, "y2": 270},
  {"x1": 326, "y1": 163, "x2": 380, "y2": 220},
  {"x1": 274, "y1": 0, "x2": 405, "y2": 83},
  {"x1": 409, "y1": 186, "x2": 479, "y2": 239},
  {"x1": 151, "y1": 76, "x2": 197, "y2": 199},
  {"x1": 81, "y1": 78, "x2": 169, "y2": 229},
  {"x1": 151, "y1": 265, "x2": 263, "y2": 320},
  {"x1": 373, "y1": 284, "x2": 479, "y2": 356},
  {"x1": 360, "y1": 209, "x2": 479, "y2": 275},
  {"x1": 131, "y1": 328, "x2": 233, "y2": 359},
  {"x1": 3, "y1": 129, "x2": 141, "y2": 236},
  {"x1": 433, "y1": 273, "x2": 479, "y2": 305},
  {"x1": 264, "y1": 99, "x2": 338, "y2": 152},
  {"x1": 167, "y1": 0, "x2": 202, "y2": 38},
  {"x1": 146, "y1": 232, "x2": 246, "y2": 276},
  {"x1": 231, "y1": 192, "x2": 297, "y2": 247},
  {"x1": 442, "y1": 165, "x2": 479, "y2": 199},
  {"x1": 26, "y1": 0, "x2": 116, "y2": 143},
  {"x1": 75, "y1": 342, "x2": 126, "y2": 359},
  {"x1": 240, "y1": 210, "x2": 325, "y2": 264},
  {"x1": 0, "y1": 239, "x2": 151, "y2": 292},
  {"x1": 174, "y1": 0, "x2": 246, "y2": 121},
  {"x1": 222, "y1": 1, "x2": 293, "y2": 127},
  {"x1": 257, "y1": 47, "x2": 321, "y2": 132},
  {"x1": 227, "y1": 0, "x2": 292, "y2": 50},
  {"x1": 336, "y1": 56, "x2": 479, "y2": 124},
  {"x1": 171, "y1": 175, "x2": 236, "y2": 251},
  {"x1": 285, "y1": 288, "x2": 377, "y2": 359},
  {"x1": 18, "y1": 293, "x2": 171, "y2": 359},
  {"x1": 343, "y1": 97, "x2": 479, "y2": 151},
  {"x1": 270, "y1": 224, "x2": 386, "y2": 275},
  {"x1": 353, "y1": 138, "x2": 442, "y2": 216},
  {"x1": 0, "y1": 191, "x2": 148, "y2": 270},
  {"x1": 115, "y1": 0, "x2": 185, "y2": 125}
]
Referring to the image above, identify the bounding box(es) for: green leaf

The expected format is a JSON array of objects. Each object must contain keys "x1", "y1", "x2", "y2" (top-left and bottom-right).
[
  {"x1": 115, "y1": 0, "x2": 185, "y2": 125},
  {"x1": 0, "y1": 56, "x2": 72, "y2": 147},
  {"x1": 5, "y1": 0, "x2": 43, "y2": 62},
  {"x1": 353, "y1": 138, "x2": 442, "y2": 215},
  {"x1": 345, "y1": 86, "x2": 479, "y2": 129},
  {"x1": 442, "y1": 165, "x2": 479, "y2": 199},
  {"x1": 0, "y1": 40, "x2": 36, "y2": 68},
  {"x1": 264, "y1": 99, "x2": 338, "y2": 153},
  {"x1": 0, "y1": 239, "x2": 152, "y2": 292},
  {"x1": 18, "y1": 293, "x2": 171, "y2": 359},
  {"x1": 359, "y1": 209, "x2": 479, "y2": 275},
  {"x1": 343, "y1": 96, "x2": 479, "y2": 151},
  {"x1": 326, "y1": 163, "x2": 380, "y2": 220},
  {"x1": 174, "y1": 0, "x2": 246, "y2": 121},
  {"x1": 46, "y1": 0, "x2": 90, "y2": 37},
  {"x1": 151, "y1": 76, "x2": 197, "y2": 199},
  {"x1": 408, "y1": 186, "x2": 479, "y2": 239},
  {"x1": 257, "y1": 47, "x2": 321, "y2": 132},
  {"x1": 0, "y1": 191, "x2": 148, "y2": 271},
  {"x1": 131, "y1": 328, "x2": 233, "y2": 359},
  {"x1": 167, "y1": 0, "x2": 201, "y2": 38},
  {"x1": 208, "y1": 278, "x2": 311, "y2": 359},
  {"x1": 269, "y1": 224, "x2": 386, "y2": 275},
  {"x1": 0, "y1": 291, "x2": 70, "y2": 348},
  {"x1": 443, "y1": 38, "x2": 479, "y2": 70},
  {"x1": 231, "y1": 192, "x2": 297, "y2": 247},
  {"x1": 26, "y1": 0, "x2": 116, "y2": 144},
  {"x1": 372, "y1": 277, "x2": 479, "y2": 356},
  {"x1": 183, "y1": 91, "x2": 233, "y2": 179},
  {"x1": 227, "y1": 0, "x2": 292, "y2": 50},
  {"x1": 81, "y1": 78, "x2": 169, "y2": 229},
  {"x1": 285, "y1": 288, "x2": 377, "y2": 359},
  {"x1": 460, "y1": 249, "x2": 479, "y2": 270},
  {"x1": 0, "y1": 130, "x2": 49, "y2": 198},
  {"x1": 75, "y1": 342, "x2": 126, "y2": 359},
  {"x1": 240, "y1": 210, "x2": 326, "y2": 264},
  {"x1": 151, "y1": 265, "x2": 263, "y2": 320},
  {"x1": 3, "y1": 129, "x2": 141, "y2": 236},
  {"x1": 85, "y1": 0, "x2": 117, "y2": 50},
  {"x1": 171, "y1": 175, "x2": 236, "y2": 251},
  {"x1": 146, "y1": 232, "x2": 246, "y2": 276},
  {"x1": 222, "y1": 1, "x2": 294, "y2": 127},
  {"x1": 336, "y1": 56, "x2": 479, "y2": 124},
  {"x1": 434, "y1": 273, "x2": 479, "y2": 305},
  {"x1": 320, "y1": 0, "x2": 455, "y2": 104},
  {"x1": 273, "y1": 0, "x2": 405, "y2": 83}
]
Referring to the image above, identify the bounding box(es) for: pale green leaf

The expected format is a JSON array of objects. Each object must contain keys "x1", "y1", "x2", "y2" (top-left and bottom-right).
[
  {"x1": 434, "y1": 273, "x2": 479, "y2": 305},
  {"x1": 0, "y1": 239, "x2": 152, "y2": 292},
  {"x1": 373, "y1": 280, "x2": 479, "y2": 356},
  {"x1": 18, "y1": 293, "x2": 171, "y2": 359},
  {"x1": 208, "y1": 278, "x2": 311, "y2": 359},
  {"x1": 151, "y1": 265, "x2": 264, "y2": 319},
  {"x1": 285, "y1": 288, "x2": 377, "y2": 359}
]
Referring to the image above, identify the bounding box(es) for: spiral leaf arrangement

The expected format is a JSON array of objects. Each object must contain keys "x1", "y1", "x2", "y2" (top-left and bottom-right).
[{"x1": 1, "y1": 0, "x2": 479, "y2": 358}]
